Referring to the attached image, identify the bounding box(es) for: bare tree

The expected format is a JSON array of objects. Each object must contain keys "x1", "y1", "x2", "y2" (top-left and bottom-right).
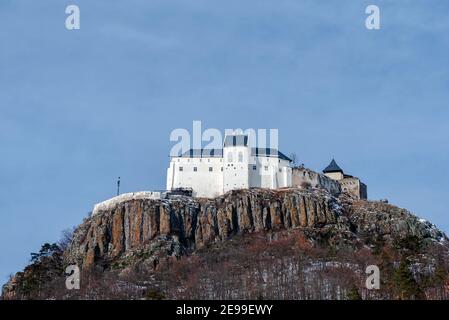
[
  {"x1": 289, "y1": 153, "x2": 298, "y2": 166},
  {"x1": 58, "y1": 227, "x2": 76, "y2": 251}
]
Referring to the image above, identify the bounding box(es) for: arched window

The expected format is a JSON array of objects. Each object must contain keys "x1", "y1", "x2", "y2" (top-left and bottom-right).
[{"x1": 238, "y1": 152, "x2": 243, "y2": 162}]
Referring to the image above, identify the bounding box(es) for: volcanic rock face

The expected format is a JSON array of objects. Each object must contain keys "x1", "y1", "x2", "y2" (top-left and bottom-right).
[
  {"x1": 63, "y1": 188, "x2": 447, "y2": 271},
  {"x1": 2, "y1": 276, "x2": 18, "y2": 300},
  {"x1": 64, "y1": 189, "x2": 343, "y2": 269},
  {"x1": 3, "y1": 188, "x2": 448, "y2": 300},
  {"x1": 347, "y1": 201, "x2": 445, "y2": 242}
]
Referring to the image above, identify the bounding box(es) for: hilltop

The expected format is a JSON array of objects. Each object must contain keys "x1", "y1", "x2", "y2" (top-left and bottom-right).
[{"x1": 2, "y1": 188, "x2": 448, "y2": 300}]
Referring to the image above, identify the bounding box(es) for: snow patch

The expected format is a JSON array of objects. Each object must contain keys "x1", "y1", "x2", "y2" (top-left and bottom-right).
[{"x1": 93, "y1": 191, "x2": 163, "y2": 216}]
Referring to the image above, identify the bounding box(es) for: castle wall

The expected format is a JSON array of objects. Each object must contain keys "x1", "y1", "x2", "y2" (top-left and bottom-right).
[
  {"x1": 324, "y1": 171, "x2": 344, "y2": 181},
  {"x1": 168, "y1": 152, "x2": 292, "y2": 198},
  {"x1": 292, "y1": 167, "x2": 341, "y2": 196},
  {"x1": 340, "y1": 177, "x2": 367, "y2": 200},
  {"x1": 168, "y1": 158, "x2": 366, "y2": 200},
  {"x1": 223, "y1": 146, "x2": 249, "y2": 193},
  {"x1": 248, "y1": 156, "x2": 291, "y2": 189},
  {"x1": 360, "y1": 182, "x2": 368, "y2": 200},
  {"x1": 167, "y1": 157, "x2": 223, "y2": 198}
]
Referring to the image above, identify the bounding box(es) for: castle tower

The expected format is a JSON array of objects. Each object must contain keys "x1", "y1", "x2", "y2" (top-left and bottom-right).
[
  {"x1": 323, "y1": 159, "x2": 368, "y2": 200},
  {"x1": 223, "y1": 134, "x2": 250, "y2": 193},
  {"x1": 323, "y1": 159, "x2": 344, "y2": 180}
]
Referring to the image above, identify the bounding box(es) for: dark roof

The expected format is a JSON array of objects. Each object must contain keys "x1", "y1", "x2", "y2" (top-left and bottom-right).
[
  {"x1": 180, "y1": 149, "x2": 223, "y2": 158},
  {"x1": 223, "y1": 135, "x2": 248, "y2": 147},
  {"x1": 176, "y1": 134, "x2": 291, "y2": 161},
  {"x1": 323, "y1": 159, "x2": 343, "y2": 173},
  {"x1": 177, "y1": 147, "x2": 292, "y2": 161},
  {"x1": 251, "y1": 148, "x2": 292, "y2": 161}
]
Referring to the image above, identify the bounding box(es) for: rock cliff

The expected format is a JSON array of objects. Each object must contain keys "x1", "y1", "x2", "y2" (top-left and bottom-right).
[
  {"x1": 63, "y1": 188, "x2": 447, "y2": 270},
  {"x1": 64, "y1": 188, "x2": 344, "y2": 269},
  {"x1": 3, "y1": 188, "x2": 448, "y2": 300}
]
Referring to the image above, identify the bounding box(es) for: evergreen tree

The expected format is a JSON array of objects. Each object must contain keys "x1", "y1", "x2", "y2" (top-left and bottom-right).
[
  {"x1": 393, "y1": 258, "x2": 422, "y2": 300},
  {"x1": 30, "y1": 243, "x2": 61, "y2": 263}
]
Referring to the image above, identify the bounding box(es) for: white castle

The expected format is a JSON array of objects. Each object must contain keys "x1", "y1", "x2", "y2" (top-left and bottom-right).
[
  {"x1": 93, "y1": 133, "x2": 367, "y2": 216},
  {"x1": 166, "y1": 134, "x2": 293, "y2": 198},
  {"x1": 166, "y1": 133, "x2": 367, "y2": 199}
]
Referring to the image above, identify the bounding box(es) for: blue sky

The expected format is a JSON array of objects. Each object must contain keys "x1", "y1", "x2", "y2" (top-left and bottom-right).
[{"x1": 1, "y1": 0, "x2": 449, "y2": 284}]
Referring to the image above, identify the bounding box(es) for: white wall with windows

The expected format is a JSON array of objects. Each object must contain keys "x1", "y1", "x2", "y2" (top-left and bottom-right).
[
  {"x1": 167, "y1": 146, "x2": 293, "y2": 198},
  {"x1": 223, "y1": 146, "x2": 250, "y2": 193},
  {"x1": 166, "y1": 133, "x2": 294, "y2": 198},
  {"x1": 166, "y1": 157, "x2": 224, "y2": 198},
  {"x1": 248, "y1": 156, "x2": 291, "y2": 189}
]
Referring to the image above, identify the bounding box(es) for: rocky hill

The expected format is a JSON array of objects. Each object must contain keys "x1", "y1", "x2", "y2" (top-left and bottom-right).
[{"x1": 2, "y1": 188, "x2": 449, "y2": 300}]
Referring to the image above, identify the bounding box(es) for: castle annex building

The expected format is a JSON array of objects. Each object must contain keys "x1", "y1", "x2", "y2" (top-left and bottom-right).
[
  {"x1": 322, "y1": 159, "x2": 367, "y2": 200},
  {"x1": 166, "y1": 134, "x2": 367, "y2": 199}
]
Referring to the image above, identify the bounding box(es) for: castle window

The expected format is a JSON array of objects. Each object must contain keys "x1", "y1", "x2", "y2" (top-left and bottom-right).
[
  {"x1": 227, "y1": 152, "x2": 233, "y2": 162},
  {"x1": 209, "y1": 167, "x2": 213, "y2": 172},
  {"x1": 253, "y1": 165, "x2": 257, "y2": 170},
  {"x1": 238, "y1": 152, "x2": 243, "y2": 162},
  {"x1": 221, "y1": 167, "x2": 223, "y2": 171},
  {"x1": 193, "y1": 167, "x2": 197, "y2": 172},
  {"x1": 264, "y1": 166, "x2": 268, "y2": 171},
  {"x1": 279, "y1": 168, "x2": 282, "y2": 172},
  {"x1": 179, "y1": 167, "x2": 183, "y2": 171}
]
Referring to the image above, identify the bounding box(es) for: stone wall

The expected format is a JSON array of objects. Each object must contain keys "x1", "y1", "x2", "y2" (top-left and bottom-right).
[
  {"x1": 292, "y1": 167, "x2": 341, "y2": 196},
  {"x1": 340, "y1": 177, "x2": 367, "y2": 200}
]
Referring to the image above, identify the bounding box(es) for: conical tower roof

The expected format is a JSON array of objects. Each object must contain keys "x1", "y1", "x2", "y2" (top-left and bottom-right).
[{"x1": 323, "y1": 159, "x2": 343, "y2": 173}]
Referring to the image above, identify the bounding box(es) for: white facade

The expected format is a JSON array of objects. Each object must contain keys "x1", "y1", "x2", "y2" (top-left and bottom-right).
[
  {"x1": 166, "y1": 134, "x2": 293, "y2": 198},
  {"x1": 166, "y1": 156, "x2": 224, "y2": 198},
  {"x1": 166, "y1": 136, "x2": 367, "y2": 199}
]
